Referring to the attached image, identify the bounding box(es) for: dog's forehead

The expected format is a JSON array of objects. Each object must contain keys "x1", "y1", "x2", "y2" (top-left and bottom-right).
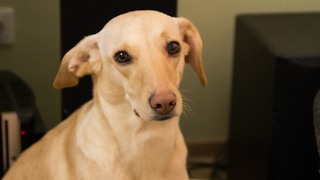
[
  {"x1": 110, "y1": 10, "x2": 175, "y2": 26},
  {"x1": 100, "y1": 11, "x2": 180, "y2": 43}
]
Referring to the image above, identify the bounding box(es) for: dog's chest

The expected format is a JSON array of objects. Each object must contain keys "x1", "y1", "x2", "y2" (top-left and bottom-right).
[
  {"x1": 119, "y1": 129, "x2": 176, "y2": 178},
  {"x1": 77, "y1": 107, "x2": 179, "y2": 179}
]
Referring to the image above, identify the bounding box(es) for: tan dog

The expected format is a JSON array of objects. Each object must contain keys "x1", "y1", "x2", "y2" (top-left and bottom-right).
[{"x1": 3, "y1": 10, "x2": 206, "y2": 180}]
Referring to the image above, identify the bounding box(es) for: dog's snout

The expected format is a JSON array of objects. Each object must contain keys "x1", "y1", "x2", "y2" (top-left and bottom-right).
[{"x1": 149, "y1": 93, "x2": 176, "y2": 114}]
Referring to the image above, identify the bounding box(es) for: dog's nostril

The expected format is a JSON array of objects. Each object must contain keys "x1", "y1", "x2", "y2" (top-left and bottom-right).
[
  {"x1": 149, "y1": 93, "x2": 176, "y2": 114},
  {"x1": 169, "y1": 101, "x2": 176, "y2": 106}
]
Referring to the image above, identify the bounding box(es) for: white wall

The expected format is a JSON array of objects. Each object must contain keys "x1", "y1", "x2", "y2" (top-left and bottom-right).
[{"x1": 178, "y1": 0, "x2": 320, "y2": 142}]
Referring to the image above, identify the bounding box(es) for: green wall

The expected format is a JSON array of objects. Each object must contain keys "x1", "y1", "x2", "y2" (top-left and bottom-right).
[
  {"x1": 0, "y1": 0, "x2": 60, "y2": 130},
  {"x1": 178, "y1": 0, "x2": 320, "y2": 142}
]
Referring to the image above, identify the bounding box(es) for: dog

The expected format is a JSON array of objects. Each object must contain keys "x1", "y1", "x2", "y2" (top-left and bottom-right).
[{"x1": 3, "y1": 10, "x2": 207, "y2": 180}]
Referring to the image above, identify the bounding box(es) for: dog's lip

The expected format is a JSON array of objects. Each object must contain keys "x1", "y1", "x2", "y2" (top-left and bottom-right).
[
  {"x1": 133, "y1": 109, "x2": 177, "y2": 121},
  {"x1": 134, "y1": 109, "x2": 140, "y2": 117},
  {"x1": 155, "y1": 116, "x2": 172, "y2": 121},
  {"x1": 153, "y1": 113, "x2": 177, "y2": 121}
]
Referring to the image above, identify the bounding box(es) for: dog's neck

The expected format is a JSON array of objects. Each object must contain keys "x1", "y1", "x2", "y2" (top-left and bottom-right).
[
  {"x1": 90, "y1": 85, "x2": 180, "y2": 148},
  {"x1": 71, "y1": 62, "x2": 187, "y2": 178},
  {"x1": 82, "y1": 86, "x2": 181, "y2": 178}
]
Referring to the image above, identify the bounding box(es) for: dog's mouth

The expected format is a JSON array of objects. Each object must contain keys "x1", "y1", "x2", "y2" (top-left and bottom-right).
[
  {"x1": 154, "y1": 114, "x2": 177, "y2": 121},
  {"x1": 133, "y1": 109, "x2": 176, "y2": 121},
  {"x1": 134, "y1": 109, "x2": 140, "y2": 117}
]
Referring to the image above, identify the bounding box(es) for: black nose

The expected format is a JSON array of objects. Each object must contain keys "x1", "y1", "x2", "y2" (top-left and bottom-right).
[{"x1": 149, "y1": 93, "x2": 176, "y2": 114}]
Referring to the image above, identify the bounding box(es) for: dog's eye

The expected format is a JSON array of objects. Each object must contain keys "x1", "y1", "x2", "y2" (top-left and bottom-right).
[
  {"x1": 114, "y1": 51, "x2": 131, "y2": 63},
  {"x1": 167, "y1": 42, "x2": 181, "y2": 55}
]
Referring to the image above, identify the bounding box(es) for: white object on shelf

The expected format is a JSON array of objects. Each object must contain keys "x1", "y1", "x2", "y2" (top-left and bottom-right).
[
  {"x1": 0, "y1": 7, "x2": 14, "y2": 45},
  {"x1": 1, "y1": 112, "x2": 21, "y2": 172}
]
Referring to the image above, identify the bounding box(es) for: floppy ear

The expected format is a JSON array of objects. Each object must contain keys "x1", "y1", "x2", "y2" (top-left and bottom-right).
[
  {"x1": 53, "y1": 34, "x2": 101, "y2": 89},
  {"x1": 176, "y1": 17, "x2": 207, "y2": 87}
]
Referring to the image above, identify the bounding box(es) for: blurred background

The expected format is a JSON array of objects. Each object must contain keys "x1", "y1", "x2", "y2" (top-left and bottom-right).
[
  {"x1": 1, "y1": 0, "x2": 320, "y2": 142},
  {"x1": 1, "y1": 0, "x2": 320, "y2": 179}
]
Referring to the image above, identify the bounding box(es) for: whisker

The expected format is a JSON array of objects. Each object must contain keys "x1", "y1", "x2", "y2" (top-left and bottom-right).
[
  {"x1": 181, "y1": 109, "x2": 189, "y2": 120},
  {"x1": 183, "y1": 102, "x2": 195, "y2": 117},
  {"x1": 179, "y1": 89, "x2": 192, "y2": 94},
  {"x1": 182, "y1": 96, "x2": 198, "y2": 109},
  {"x1": 181, "y1": 93, "x2": 196, "y2": 121}
]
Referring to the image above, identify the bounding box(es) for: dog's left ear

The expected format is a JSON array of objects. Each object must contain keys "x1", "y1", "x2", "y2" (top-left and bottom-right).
[
  {"x1": 53, "y1": 35, "x2": 101, "y2": 89},
  {"x1": 176, "y1": 17, "x2": 207, "y2": 87}
]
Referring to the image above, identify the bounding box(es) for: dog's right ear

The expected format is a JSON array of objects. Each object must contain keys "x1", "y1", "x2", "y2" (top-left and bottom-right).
[{"x1": 53, "y1": 35, "x2": 101, "y2": 89}]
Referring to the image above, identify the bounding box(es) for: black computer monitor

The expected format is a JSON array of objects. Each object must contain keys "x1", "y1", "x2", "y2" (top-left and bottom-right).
[{"x1": 228, "y1": 13, "x2": 320, "y2": 180}]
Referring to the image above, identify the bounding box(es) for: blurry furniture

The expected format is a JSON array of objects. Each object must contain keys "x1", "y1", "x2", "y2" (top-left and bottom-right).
[
  {"x1": 314, "y1": 90, "x2": 320, "y2": 172},
  {"x1": 0, "y1": 71, "x2": 46, "y2": 177},
  {"x1": 229, "y1": 13, "x2": 320, "y2": 180}
]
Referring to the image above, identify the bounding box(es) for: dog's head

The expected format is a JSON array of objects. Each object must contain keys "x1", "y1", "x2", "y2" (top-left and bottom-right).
[{"x1": 53, "y1": 10, "x2": 206, "y2": 121}]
